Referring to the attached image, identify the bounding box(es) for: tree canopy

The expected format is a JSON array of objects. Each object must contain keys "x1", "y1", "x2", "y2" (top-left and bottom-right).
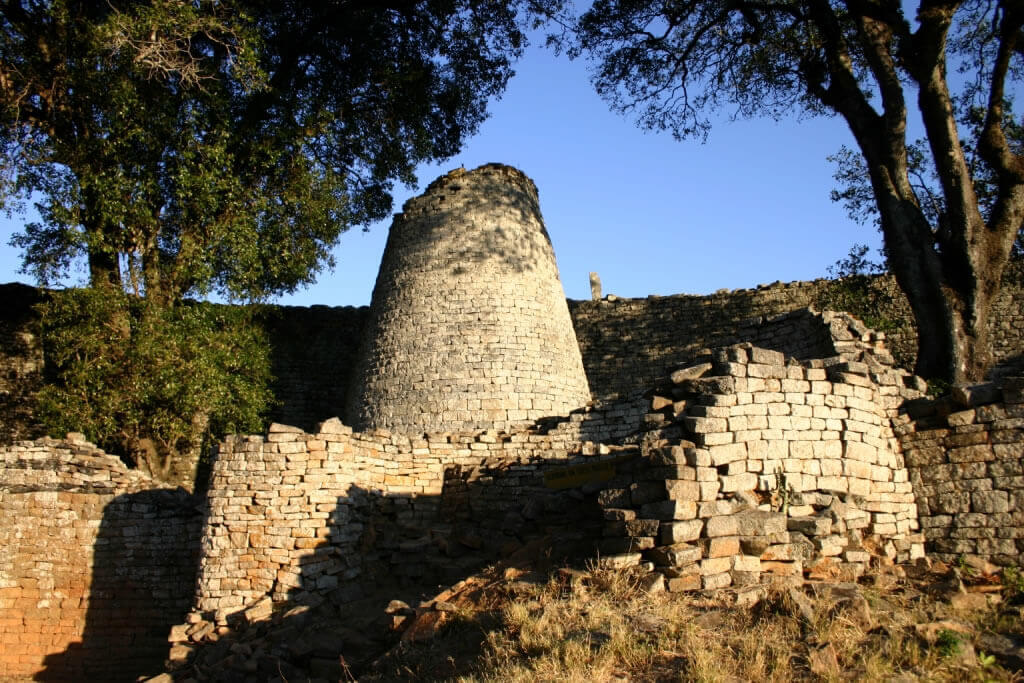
[
  {"x1": 568, "y1": 0, "x2": 1023, "y2": 383},
  {"x1": 2, "y1": 0, "x2": 553, "y2": 302},
  {"x1": 0, "y1": 0, "x2": 557, "y2": 486}
]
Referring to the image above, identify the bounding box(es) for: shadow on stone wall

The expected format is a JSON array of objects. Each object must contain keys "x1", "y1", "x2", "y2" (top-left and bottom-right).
[
  {"x1": 37, "y1": 489, "x2": 203, "y2": 682},
  {"x1": 571, "y1": 293, "x2": 762, "y2": 401},
  {"x1": 282, "y1": 472, "x2": 604, "y2": 608},
  {"x1": 256, "y1": 304, "x2": 369, "y2": 431},
  {"x1": 179, "y1": 471, "x2": 608, "y2": 680},
  {"x1": 387, "y1": 166, "x2": 552, "y2": 278},
  {"x1": 991, "y1": 351, "x2": 1024, "y2": 380}
]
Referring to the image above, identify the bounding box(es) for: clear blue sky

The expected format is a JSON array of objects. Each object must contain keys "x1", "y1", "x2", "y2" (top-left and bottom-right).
[{"x1": 0, "y1": 40, "x2": 883, "y2": 307}]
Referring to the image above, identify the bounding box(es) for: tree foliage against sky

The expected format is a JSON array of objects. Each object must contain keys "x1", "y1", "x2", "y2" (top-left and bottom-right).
[
  {"x1": 568, "y1": 0, "x2": 1023, "y2": 383},
  {"x1": 1, "y1": 0, "x2": 551, "y2": 302},
  {"x1": 0, "y1": 0, "x2": 556, "y2": 485}
]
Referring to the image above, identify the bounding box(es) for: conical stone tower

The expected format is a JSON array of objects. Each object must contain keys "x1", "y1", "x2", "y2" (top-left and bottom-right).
[{"x1": 347, "y1": 163, "x2": 592, "y2": 434}]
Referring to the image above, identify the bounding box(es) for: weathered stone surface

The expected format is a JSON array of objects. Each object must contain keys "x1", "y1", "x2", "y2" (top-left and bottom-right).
[
  {"x1": 660, "y1": 520, "x2": 703, "y2": 544},
  {"x1": 347, "y1": 164, "x2": 592, "y2": 433},
  {"x1": 640, "y1": 499, "x2": 698, "y2": 520},
  {"x1": 6, "y1": 243, "x2": 1022, "y2": 683},
  {"x1": 671, "y1": 363, "x2": 713, "y2": 384},
  {"x1": 648, "y1": 543, "x2": 702, "y2": 568}
]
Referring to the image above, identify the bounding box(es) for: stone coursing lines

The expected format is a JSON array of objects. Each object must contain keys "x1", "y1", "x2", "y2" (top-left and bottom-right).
[
  {"x1": 899, "y1": 379, "x2": 1024, "y2": 565},
  {"x1": 0, "y1": 436, "x2": 200, "y2": 679},
  {"x1": 569, "y1": 263, "x2": 1024, "y2": 402},
  {"x1": 2, "y1": 263, "x2": 1021, "y2": 435},
  {"x1": 0, "y1": 160, "x2": 1020, "y2": 678},
  {"x1": 589, "y1": 318, "x2": 928, "y2": 593},
  {"x1": 191, "y1": 310, "x2": 930, "y2": 615},
  {"x1": 194, "y1": 406, "x2": 646, "y2": 614},
  {"x1": 1, "y1": 313, "x2": 1021, "y2": 678},
  {"x1": 346, "y1": 164, "x2": 592, "y2": 433}
]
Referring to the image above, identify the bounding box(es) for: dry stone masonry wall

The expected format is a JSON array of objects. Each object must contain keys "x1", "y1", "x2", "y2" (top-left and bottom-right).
[
  {"x1": 590, "y1": 315, "x2": 927, "y2": 593},
  {"x1": 1, "y1": 264, "x2": 1021, "y2": 435},
  {"x1": 346, "y1": 164, "x2": 592, "y2": 433},
  {"x1": 0, "y1": 436, "x2": 201, "y2": 680},
  {"x1": 0, "y1": 163, "x2": 1020, "y2": 679},
  {"x1": 191, "y1": 311, "x2": 933, "y2": 617},
  {"x1": 899, "y1": 378, "x2": 1024, "y2": 565},
  {"x1": 194, "y1": 404, "x2": 649, "y2": 616},
  {"x1": 257, "y1": 304, "x2": 369, "y2": 432},
  {"x1": 1, "y1": 307, "x2": 1021, "y2": 680},
  {"x1": 570, "y1": 260, "x2": 1024, "y2": 402}
]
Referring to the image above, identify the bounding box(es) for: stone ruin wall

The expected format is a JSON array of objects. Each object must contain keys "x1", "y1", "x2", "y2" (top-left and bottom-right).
[
  {"x1": 3, "y1": 261, "x2": 1021, "y2": 438},
  {"x1": 190, "y1": 310, "x2": 930, "y2": 620},
  {"x1": 899, "y1": 379, "x2": 1024, "y2": 565},
  {"x1": 571, "y1": 259, "x2": 1024, "y2": 402},
  {"x1": 193, "y1": 410, "x2": 636, "y2": 616},
  {"x1": 2, "y1": 308, "x2": 1024, "y2": 679},
  {"x1": 0, "y1": 157, "x2": 1021, "y2": 679},
  {"x1": 0, "y1": 436, "x2": 201, "y2": 680},
  {"x1": 255, "y1": 304, "x2": 369, "y2": 433},
  {"x1": 346, "y1": 164, "x2": 592, "y2": 434}
]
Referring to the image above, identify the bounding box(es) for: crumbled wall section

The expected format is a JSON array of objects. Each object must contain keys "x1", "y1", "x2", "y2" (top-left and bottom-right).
[
  {"x1": 0, "y1": 436, "x2": 201, "y2": 681},
  {"x1": 587, "y1": 315, "x2": 925, "y2": 591},
  {"x1": 899, "y1": 378, "x2": 1024, "y2": 565},
  {"x1": 569, "y1": 261, "x2": 1024, "y2": 401},
  {"x1": 346, "y1": 164, "x2": 592, "y2": 433}
]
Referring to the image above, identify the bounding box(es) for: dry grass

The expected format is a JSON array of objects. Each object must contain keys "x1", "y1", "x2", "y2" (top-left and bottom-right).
[{"x1": 365, "y1": 560, "x2": 1024, "y2": 682}]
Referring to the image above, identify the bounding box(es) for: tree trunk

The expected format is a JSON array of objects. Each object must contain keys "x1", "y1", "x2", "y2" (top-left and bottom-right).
[
  {"x1": 87, "y1": 241, "x2": 121, "y2": 289},
  {"x1": 889, "y1": 256, "x2": 957, "y2": 381},
  {"x1": 130, "y1": 436, "x2": 202, "y2": 493}
]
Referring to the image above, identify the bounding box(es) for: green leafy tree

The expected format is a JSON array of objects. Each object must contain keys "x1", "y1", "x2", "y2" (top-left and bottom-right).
[
  {"x1": 36, "y1": 289, "x2": 272, "y2": 487},
  {"x1": 1, "y1": 0, "x2": 556, "y2": 487},
  {"x1": 566, "y1": 0, "x2": 1023, "y2": 383}
]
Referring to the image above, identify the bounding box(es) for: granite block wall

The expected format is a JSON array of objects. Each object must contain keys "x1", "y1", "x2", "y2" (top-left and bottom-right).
[
  {"x1": 346, "y1": 164, "x2": 592, "y2": 433},
  {"x1": 899, "y1": 377, "x2": 1024, "y2": 565},
  {"x1": 584, "y1": 312, "x2": 926, "y2": 593},
  {"x1": 193, "y1": 404, "x2": 650, "y2": 615},
  {"x1": 191, "y1": 313, "x2": 929, "y2": 616},
  {"x1": 2, "y1": 309, "x2": 1020, "y2": 680},
  {"x1": 256, "y1": 304, "x2": 369, "y2": 432},
  {"x1": 0, "y1": 436, "x2": 201, "y2": 681},
  {"x1": 569, "y1": 260, "x2": 1024, "y2": 401},
  {"x1": 2, "y1": 263, "x2": 1021, "y2": 438}
]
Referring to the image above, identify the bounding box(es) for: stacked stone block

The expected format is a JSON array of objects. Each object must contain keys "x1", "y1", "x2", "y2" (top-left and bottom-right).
[
  {"x1": 0, "y1": 285, "x2": 1017, "y2": 678},
  {"x1": 4, "y1": 260, "x2": 1022, "y2": 436},
  {"x1": 899, "y1": 378, "x2": 1024, "y2": 565},
  {"x1": 195, "y1": 409, "x2": 645, "y2": 615},
  {"x1": 570, "y1": 264, "x2": 1024, "y2": 401},
  {"x1": 0, "y1": 436, "x2": 200, "y2": 680},
  {"x1": 593, "y1": 328, "x2": 926, "y2": 591},
  {"x1": 347, "y1": 163, "x2": 592, "y2": 433},
  {"x1": 257, "y1": 304, "x2": 369, "y2": 432}
]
